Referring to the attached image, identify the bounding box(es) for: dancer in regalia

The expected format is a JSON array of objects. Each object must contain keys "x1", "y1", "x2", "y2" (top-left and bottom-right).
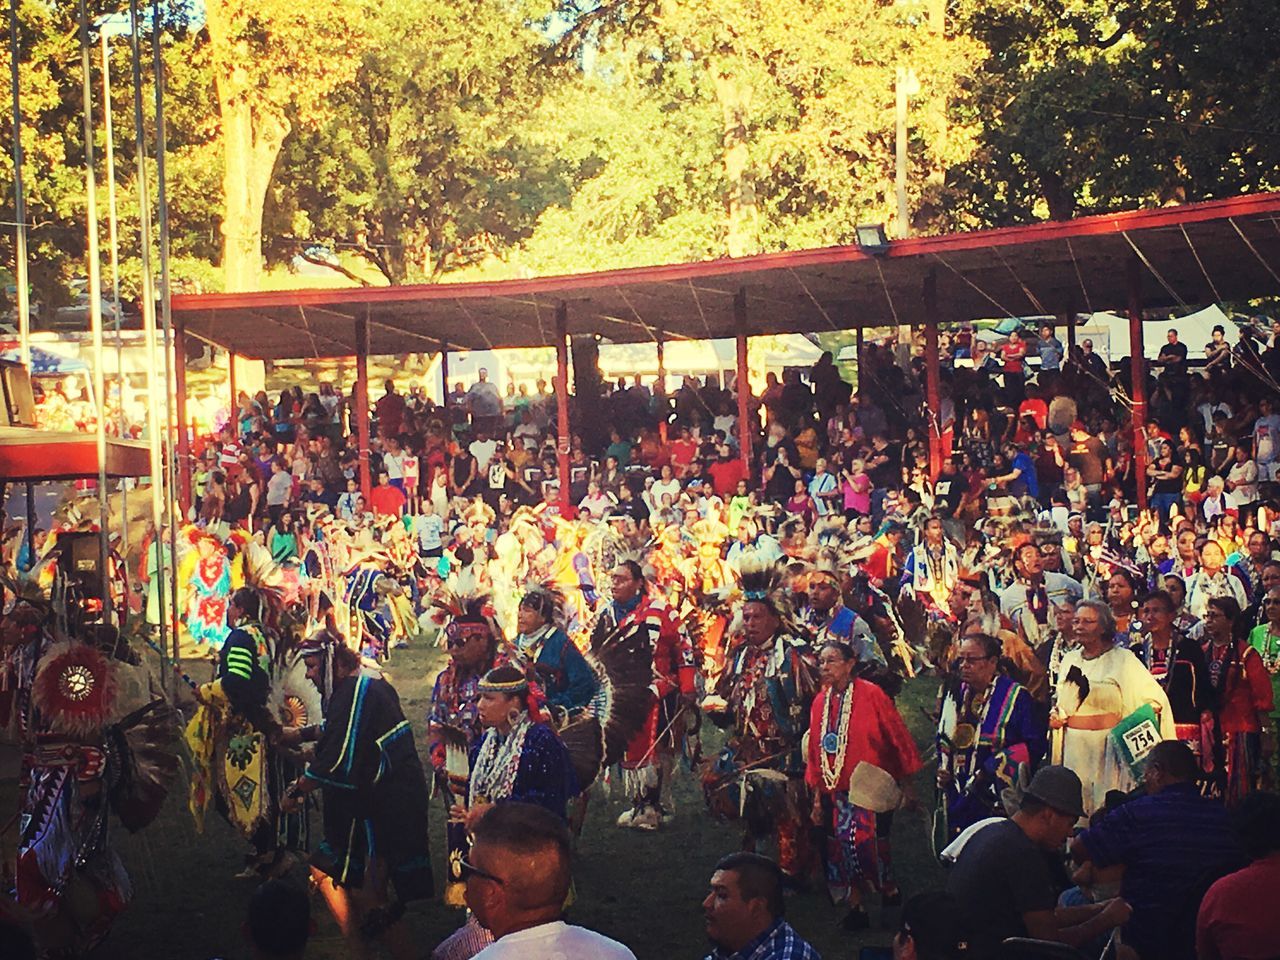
[
  {"x1": 599, "y1": 559, "x2": 695, "y2": 831},
  {"x1": 673, "y1": 518, "x2": 737, "y2": 689},
  {"x1": 511, "y1": 582, "x2": 598, "y2": 716},
  {"x1": 426, "y1": 574, "x2": 504, "y2": 906},
  {"x1": 8, "y1": 604, "x2": 176, "y2": 959},
  {"x1": 1051, "y1": 600, "x2": 1174, "y2": 815},
  {"x1": 282, "y1": 642, "x2": 432, "y2": 960},
  {"x1": 451, "y1": 665, "x2": 578, "y2": 827},
  {"x1": 704, "y1": 558, "x2": 819, "y2": 885},
  {"x1": 186, "y1": 587, "x2": 287, "y2": 877},
  {"x1": 806, "y1": 640, "x2": 921, "y2": 929},
  {"x1": 901, "y1": 514, "x2": 961, "y2": 615},
  {"x1": 178, "y1": 528, "x2": 232, "y2": 651},
  {"x1": 936, "y1": 631, "x2": 1046, "y2": 838}
]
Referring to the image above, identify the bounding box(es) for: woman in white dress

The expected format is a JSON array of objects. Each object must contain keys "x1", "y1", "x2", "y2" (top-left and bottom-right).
[{"x1": 1050, "y1": 599, "x2": 1175, "y2": 815}]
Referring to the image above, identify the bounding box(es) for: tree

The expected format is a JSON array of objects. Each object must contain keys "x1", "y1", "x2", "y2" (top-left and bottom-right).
[
  {"x1": 526, "y1": 0, "x2": 983, "y2": 271},
  {"x1": 948, "y1": 0, "x2": 1280, "y2": 225},
  {"x1": 267, "y1": 0, "x2": 575, "y2": 285},
  {"x1": 203, "y1": 0, "x2": 367, "y2": 291},
  {"x1": 0, "y1": 0, "x2": 96, "y2": 315}
]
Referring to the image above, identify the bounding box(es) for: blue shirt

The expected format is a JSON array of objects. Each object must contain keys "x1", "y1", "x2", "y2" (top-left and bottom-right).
[
  {"x1": 703, "y1": 920, "x2": 821, "y2": 960},
  {"x1": 1078, "y1": 783, "x2": 1243, "y2": 960},
  {"x1": 1037, "y1": 335, "x2": 1064, "y2": 371},
  {"x1": 1009, "y1": 451, "x2": 1039, "y2": 498}
]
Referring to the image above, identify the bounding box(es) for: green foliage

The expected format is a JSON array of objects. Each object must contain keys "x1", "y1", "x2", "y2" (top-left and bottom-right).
[
  {"x1": 517, "y1": 0, "x2": 983, "y2": 273},
  {"x1": 948, "y1": 0, "x2": 1280, "y2": 224},
  {"x1": 6, "y1": 0, "x2": 1280, "y2": 301},
  {"x1": 0, "y1": 0, "x2": 93, "y2": 313},
  {"x1": 267, "y1": 0, "x2": 576, "y2": 285}
]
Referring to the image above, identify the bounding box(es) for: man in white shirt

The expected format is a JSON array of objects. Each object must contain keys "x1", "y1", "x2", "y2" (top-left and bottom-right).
[
  {"x1": 465, "y1": 803, "x2": 635, "y2": 960},
  {"x1": 469, "y1": 429, "x2": 499, "y2": 475},
  {"x1": 383, "y1": 435, "x2": 406, "y2": 490},
  {"x1": 1253, "y1": 397, "x2": 1280, "y2": 481}
]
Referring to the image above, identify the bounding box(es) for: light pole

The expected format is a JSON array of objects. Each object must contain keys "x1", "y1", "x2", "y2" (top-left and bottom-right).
[
  {"x1": 8, "y1": 0, "x2": 29, "y2": 368},
  {"x1": 894, "y1": 65, "x2": 920, "y2": 240},
  {"x1": 77, "y1": 0, "x2": 112, "y2": 620},
  {"x1": 98, "y1": 12, "x2": 130, "y2": 549}
]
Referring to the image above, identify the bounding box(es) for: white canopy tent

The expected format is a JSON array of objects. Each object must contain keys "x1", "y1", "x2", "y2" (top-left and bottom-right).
[{"x1": 1072, "y1": 305, "x2": 1239, "y2": 362}]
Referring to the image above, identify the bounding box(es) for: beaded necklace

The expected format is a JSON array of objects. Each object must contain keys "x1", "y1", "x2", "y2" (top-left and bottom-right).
[
  {"x1": 1256, "y1": 627, "x2": 1280, "y2": 675},
  {"x1": 469, "y1": 713, "x2": 532, "y2": 806},
  {"x1": 819, "y1": 684, "x2": 855, "y2": 792}
]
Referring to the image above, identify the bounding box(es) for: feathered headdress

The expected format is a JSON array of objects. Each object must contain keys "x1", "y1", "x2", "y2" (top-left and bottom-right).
[
  {"x1": 429, "y1": 568, "x2": 499, "y2": 645},
  {"x1": 732, "y1": 554, "x2": 803, "y2": 637},
  {"x1": 518, "y1": 580, "x2": 567, "y2": 631},
  {"x1": 802, "y1": 517, "x2": 858, "y2": 579}
]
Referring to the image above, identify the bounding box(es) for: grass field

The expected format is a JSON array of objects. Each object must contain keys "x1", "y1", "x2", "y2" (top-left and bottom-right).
[{"x1": 83, "y1": 640, "x2": 945, "y2": 960}]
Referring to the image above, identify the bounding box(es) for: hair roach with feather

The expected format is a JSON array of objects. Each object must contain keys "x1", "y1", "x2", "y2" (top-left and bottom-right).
[{"x1": 429, "y1": 568, "x2": 500, "y2": 647}]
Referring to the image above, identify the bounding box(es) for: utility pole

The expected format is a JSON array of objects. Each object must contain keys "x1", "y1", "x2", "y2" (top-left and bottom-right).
[
  {"x1": 895, "y1": 66, "x2": 911, "y2": 241},
  {"x1": 894, "y1": 66, "x2": 920, "y2": 367}
]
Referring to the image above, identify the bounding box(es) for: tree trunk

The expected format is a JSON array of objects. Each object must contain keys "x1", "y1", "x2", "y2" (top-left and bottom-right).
[
  {"x1": 1038, "y1": 168, "x2": 1074, "y2": 221},
  {"x1": 713, "y1": 65, "x2": 759, "y2": 258},
  {"x1": 207, "y1": 6, "x2": 290, "y2": 293}
]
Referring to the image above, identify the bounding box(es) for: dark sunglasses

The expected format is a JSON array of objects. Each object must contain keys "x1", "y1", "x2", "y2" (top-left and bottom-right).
[
  {"x1": 458, "y1": 857, "x2": 504, "y2": 885},
  {"x1": 955, "y1": 654, "x2": 996, "y2": 665}
]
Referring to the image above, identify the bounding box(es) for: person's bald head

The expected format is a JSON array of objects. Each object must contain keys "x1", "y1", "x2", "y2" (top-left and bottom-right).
[{"x1": 465, "y1": 803, "x2": 571, "y2": 937}]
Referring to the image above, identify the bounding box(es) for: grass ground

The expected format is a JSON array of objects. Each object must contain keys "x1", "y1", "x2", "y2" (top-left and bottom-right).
[{"x1": 81, "y1": 640, "x2": 944, "y2": 960}]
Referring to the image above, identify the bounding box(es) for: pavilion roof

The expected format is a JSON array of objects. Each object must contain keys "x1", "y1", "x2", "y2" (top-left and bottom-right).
[{"x1": 171, "y1": 192, "x2": 1280, "y2": 360}]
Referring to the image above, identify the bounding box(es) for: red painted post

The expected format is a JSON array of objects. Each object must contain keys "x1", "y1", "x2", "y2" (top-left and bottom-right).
[
  {"x1": 355, "y1": 315, "x2": 372, "y2": 500},
  {"x1": 173, "y1": 315, "x2": 191, "y2": 516},
  {"x1": 228, "y1": 349, "x2": 237, "y2": 429},
  {"x1": 1128, "y1": 256, "x2": 1148, "y2": 512},
  {"x1": 923, "y1": 270, "x2": 942, "y2": 482},
  {"x1": 734, "y1": 289, "x2": 751, "y2": 476},
  {"x1": 555, "y1": 303, "x2": 571, "y2": 499}
]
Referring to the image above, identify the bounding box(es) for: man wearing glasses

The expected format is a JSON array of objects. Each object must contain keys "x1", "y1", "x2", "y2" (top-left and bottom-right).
[
  {"x1": 460, "y1": 803, "x2": 635, "y2": 959},
  {"x1": 936, "y1": 632, "x2": 1046, "y2": 839}
]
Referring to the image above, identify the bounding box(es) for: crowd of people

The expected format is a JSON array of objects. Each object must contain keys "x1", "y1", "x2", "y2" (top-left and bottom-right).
[{"x1": 7, "y1": 315, "x2": 1280, "y2": 959}]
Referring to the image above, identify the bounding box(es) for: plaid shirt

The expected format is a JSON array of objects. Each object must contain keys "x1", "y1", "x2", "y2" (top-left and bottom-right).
[{"x1": 703, "y1": 920, "x2": 822, "y2": 960}]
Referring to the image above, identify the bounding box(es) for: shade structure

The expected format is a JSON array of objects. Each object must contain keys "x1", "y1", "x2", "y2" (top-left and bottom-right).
[
  {"x1": 0, "y1": 428, "x2": 151, "y2": 481},
  {"x1": 0, "y1": 345, "x2": 90, "y2": 375},
  {"x1": 170, "y1": 193, "x2": 1280, "y2": 360}
]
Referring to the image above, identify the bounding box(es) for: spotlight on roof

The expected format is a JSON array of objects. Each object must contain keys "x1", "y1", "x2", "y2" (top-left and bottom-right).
[{"x1": 855, "y1": 223, "x2": 890, "y2": 256}]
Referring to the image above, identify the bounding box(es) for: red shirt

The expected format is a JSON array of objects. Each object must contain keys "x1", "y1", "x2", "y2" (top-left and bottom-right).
[
  {"x1": 708, "y1": 458, "x2": 746, "y2": 497},
  {"x1": 1196, "y1": 853, "x2": 1280, "y2": 960},
  {"x1": 369, "y1": 483, "x2": 406, "y2": 518},
  {"x1": 375, "y1": 392, "x2": 407, "y2": 438},
  {"x1": 1018, "y1": 397, "x2": 1048, "y2": 431},
  {"x1": 669, "y1": 438, "x2": 697, "y2": 474},
  {"x1": 805, "y1": 679, "x2": 921, "y2": 794},
  {"x1": 1001, "y1": 340, "x2": 1027, "y2": 373}
]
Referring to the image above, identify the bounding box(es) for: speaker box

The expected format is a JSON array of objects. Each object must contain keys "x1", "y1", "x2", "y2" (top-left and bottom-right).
[{"x1": 56, "y1": 531, "x2": 103, "y2": 598}]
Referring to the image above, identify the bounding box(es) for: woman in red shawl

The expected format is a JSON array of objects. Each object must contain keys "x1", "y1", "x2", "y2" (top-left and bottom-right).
[{"x1": 806, "y1": 640, "x2": 921, "y2": 931}]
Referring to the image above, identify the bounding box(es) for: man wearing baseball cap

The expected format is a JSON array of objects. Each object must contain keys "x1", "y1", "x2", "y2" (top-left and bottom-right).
[{"x1": 945, "y1": 765, "x2": 1129, "y2": 958}]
